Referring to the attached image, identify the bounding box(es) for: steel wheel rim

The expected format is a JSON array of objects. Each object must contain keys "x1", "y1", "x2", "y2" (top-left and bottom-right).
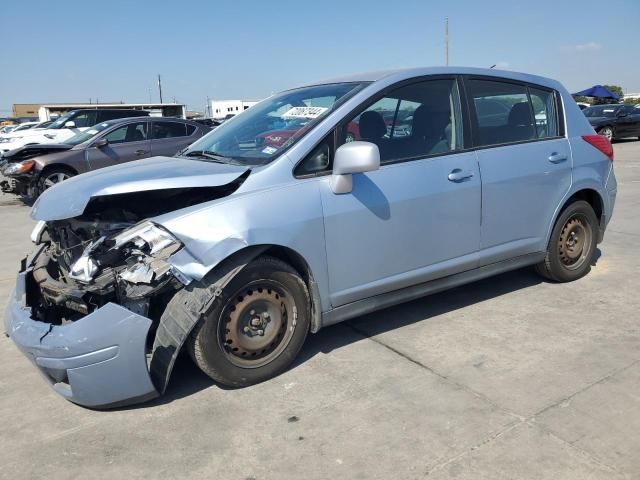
[
  {"x1": 558, "y1": 214, "x2": 592, "y2": 271},
  {"x1": 219, "y1": 280, "x2": 297, "y2": 368},
  {"x1": 43, "y1": 172, "x2": 70, "y2": 189}
]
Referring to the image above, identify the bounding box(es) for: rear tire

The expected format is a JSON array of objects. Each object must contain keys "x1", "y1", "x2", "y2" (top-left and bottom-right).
[
  {"x1": 535, "y1": 200, "x2": 599, "y2": 282},
  {"x1": 188, "y1": 256, "x2": 310, "y2": 387}
]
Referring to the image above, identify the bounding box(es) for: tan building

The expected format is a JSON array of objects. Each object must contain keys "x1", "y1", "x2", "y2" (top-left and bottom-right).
[{"x1": 12, "y1": 104, "x2": 41, "y2": 117}]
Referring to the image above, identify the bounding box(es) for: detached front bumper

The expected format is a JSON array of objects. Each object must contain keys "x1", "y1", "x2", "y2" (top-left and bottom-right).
[{"x1": 4, "y1": 269, "x2": 159, "y2": 408}]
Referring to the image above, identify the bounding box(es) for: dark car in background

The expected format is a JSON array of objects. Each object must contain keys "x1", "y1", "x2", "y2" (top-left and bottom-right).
[
  {"x1": 583, "y1": 104, "x2": 640, "y2": 141},
  {"x1": 1, "y1": 117, "x2": 209, "y2": 197}
]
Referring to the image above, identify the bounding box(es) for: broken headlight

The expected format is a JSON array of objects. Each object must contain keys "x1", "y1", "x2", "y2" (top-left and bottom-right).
[
  {"x1": 112, "y1": 221, "x2": 181, "y2": 255},
  {"x1": 69, "y1": 221, "x2": 183, "y2": 283}
]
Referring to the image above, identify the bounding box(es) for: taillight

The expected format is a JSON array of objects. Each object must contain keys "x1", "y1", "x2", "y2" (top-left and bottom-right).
[{"x1": 582, "y1": 134, "x2": 614, "y2": 161}]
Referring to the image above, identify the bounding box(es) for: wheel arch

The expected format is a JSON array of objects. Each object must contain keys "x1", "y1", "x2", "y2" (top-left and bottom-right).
[
  {"x1": 37, "y1": 162, "x2": 78, "y2": 176},
  {"x1": 547, "y1": 187, "x2": 605, "y2": 246},
  {"x1": 150, "y1": 243, "x2": 322, "y2": 393}
]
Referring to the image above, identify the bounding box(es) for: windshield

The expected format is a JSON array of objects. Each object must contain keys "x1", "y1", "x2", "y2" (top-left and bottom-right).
[
  {"x1": 182, "y1": 82, "x2": 367, "y2": 165},
  {"x1": 64, "y1": 122, "x2": 112, "y2": 146},
  {"x1": 584, "y1": 105, "x2": 621, "y2": 118},
  {"x1": 47, "y1": 111, "x2": 77, "y2": 129}
]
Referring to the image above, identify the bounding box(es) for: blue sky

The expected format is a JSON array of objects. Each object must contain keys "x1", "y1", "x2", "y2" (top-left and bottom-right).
[{"x1": 1, "y1": 0, "x2": 639, "y2": 115}]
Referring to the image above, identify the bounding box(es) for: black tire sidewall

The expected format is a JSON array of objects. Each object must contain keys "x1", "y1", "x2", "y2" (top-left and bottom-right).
[
  {"x1": 546, "y1": 200, "x2": 598, "y2": 282},
  {"x1": 195, "y1": 259, "x2": 310, "y2": 386}
]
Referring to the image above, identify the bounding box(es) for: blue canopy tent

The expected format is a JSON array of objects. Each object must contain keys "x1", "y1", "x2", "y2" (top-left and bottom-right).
[{"x1": 573, "y1": 85, "x2": 620, "y2": 100}]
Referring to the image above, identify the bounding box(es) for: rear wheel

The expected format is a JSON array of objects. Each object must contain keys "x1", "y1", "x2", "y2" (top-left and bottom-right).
[
  {"x1": 598, "y1": 126, "x2": 614, "y2": 142},
  {"x1": 35, "y1": 167, "x2": 75, "y2": 197},
  {"x1": 188, "y1": 256, "x2": 310, "y2": 387},
  {"x1": 535, "y1": 200, "x2": 599, "y2": 282}
]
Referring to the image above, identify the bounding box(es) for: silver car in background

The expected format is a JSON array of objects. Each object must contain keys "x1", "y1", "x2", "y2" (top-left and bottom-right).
[{"x1": 4, "y1": 67, "x2": 616, "y2": 408}]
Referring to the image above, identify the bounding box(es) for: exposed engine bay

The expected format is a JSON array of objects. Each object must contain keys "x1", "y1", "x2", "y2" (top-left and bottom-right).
[
  {"x1": 29, "y1": 217, "x2": 187, "y2": 324},
  {"x1": 27, "y1": 175, "x2": 250, "y2": 325}
]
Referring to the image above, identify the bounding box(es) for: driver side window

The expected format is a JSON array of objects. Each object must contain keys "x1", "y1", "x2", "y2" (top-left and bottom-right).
[{"x1": 338, "y1": 79, "x2": 463, "y2": 164}]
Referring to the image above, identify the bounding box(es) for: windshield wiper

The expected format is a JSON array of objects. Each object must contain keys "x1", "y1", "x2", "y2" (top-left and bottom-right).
[{"x1": 182, "y1": 150, "x2": 233, "y2": 163}]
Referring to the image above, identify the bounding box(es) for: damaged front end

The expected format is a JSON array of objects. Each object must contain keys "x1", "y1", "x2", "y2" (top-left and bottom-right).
[
  {"x1": 4, "y1": 218, "x2": 191, "y2": 408},
  {"x1": 4, "y1": 158, "x2": 252, "y2": 408}
]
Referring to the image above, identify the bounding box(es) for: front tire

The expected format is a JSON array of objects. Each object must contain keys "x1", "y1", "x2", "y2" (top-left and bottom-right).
[
  {"x1": 35, "y1": 167, "x2": 75, "y2": 197},
  {"x1": 188, "y1": 256, "x2": 310, "y2": 387},
  {"x1": 535, "y1": 200, "x2": 599, "y2": 282}
]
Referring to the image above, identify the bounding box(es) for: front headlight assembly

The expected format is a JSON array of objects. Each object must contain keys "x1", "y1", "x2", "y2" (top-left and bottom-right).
[
  {"x1": 112, "y1": 221, "x2": 181, "y2": 255},
  {"x1": 69, "y1": 221, "x2": 186, "y2": 284},
  {"x1": 3, "y1": 160, "x2": 34, "y2": 176}
]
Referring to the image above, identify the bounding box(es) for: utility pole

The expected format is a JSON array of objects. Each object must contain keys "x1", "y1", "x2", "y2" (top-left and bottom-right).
[
  {"x1": 445, "y1": 17, "x2": 449, "y2": 66},
  {"x1": 157, "y1": 74, "x2": 163, "y2": 104}
]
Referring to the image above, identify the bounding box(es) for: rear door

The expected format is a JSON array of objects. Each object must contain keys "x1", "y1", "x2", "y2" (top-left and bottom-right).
[
  {"x1": 316, "y1": 77, "x2": 482, "y2": 307},
  {"x1": 85, "y1": 120, "x2": 151, "y2": 170},
  {"x1": 464, "y1": 77, "x2": 572, "y2": 264},
  {"x1": 619, "y1": 105, "x2": 640, "y2": 137},
  {"x1": 149, "y1": 120, "x2": 196, "y2": 156}
]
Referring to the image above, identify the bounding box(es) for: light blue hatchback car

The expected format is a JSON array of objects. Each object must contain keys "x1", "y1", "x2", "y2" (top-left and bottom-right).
[{"x1": 5, "y1": 67, "x2": 617, "y2": 408}]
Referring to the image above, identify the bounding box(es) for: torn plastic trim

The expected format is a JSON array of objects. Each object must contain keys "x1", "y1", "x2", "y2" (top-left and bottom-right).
[
  {"x1": 149, "y1": 246, "x2": 268, "y2": 394},
  {"x1": 5, "y1": 271, "x2": 159, "y2": 408}
]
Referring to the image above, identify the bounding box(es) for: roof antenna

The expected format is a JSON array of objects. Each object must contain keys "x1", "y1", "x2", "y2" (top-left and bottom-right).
[
  {"x1": 445, "y1": 17, "x2": 449, "y2": 66},
  {"x1": 489, "y1": 64, "x2": 496, "y2": 69}
]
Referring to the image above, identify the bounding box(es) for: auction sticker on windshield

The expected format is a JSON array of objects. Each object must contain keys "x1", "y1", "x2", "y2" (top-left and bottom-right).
[{"x1": 282, "y1": 106, "x2": 328, "y2": 119}]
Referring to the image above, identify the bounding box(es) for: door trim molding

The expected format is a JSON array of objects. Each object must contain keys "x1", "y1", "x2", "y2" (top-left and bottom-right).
[{"x1": 320, "y1": 251, "x2": 544, "y2": 328}]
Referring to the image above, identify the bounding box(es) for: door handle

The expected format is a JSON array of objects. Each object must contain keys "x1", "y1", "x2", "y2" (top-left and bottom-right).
[
  {"x1": 135, "y1": 150, "x2": 149, "y2": 156},
  {"x1": 448, "y1": 169, "x2": 474, "y2": 182},
  {"x1": 548, "y1": 152, "x2": 568, "y2": 163}
]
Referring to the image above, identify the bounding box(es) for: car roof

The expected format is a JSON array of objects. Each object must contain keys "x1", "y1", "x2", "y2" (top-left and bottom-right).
[
  {"x1": 93, "y1": 116, "x2": 199, "y2": 128},
  {"x1": 297, "y1": 66, "x2": 563, "y2": 91}
]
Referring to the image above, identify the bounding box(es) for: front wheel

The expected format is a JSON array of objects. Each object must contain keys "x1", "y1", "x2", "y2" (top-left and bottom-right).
[
  {"x1": 35, "y1": 167, "x2": 75, "y2": 197},
  {"x1": 535, "y1": 200, "x2": 599, "y2": 282},
  {"x1": 188, "y1": 256, "x2": 310, "y2": 387}
]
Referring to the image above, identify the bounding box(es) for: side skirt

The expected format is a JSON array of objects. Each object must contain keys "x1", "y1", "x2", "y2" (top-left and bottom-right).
[{"x1": 321, "y1": 252, "x2": 545, "y2": 327}]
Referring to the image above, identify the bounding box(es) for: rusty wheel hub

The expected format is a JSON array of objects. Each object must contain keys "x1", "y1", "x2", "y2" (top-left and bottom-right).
[
  {"x1": 221, "y1": 284, "x2": 295, "y2": 367},
  {"x1": 558, "y1": 216, "x2": 591, "y2": 270}
]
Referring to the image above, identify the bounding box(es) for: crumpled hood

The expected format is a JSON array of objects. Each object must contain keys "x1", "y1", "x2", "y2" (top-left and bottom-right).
[
  {"x1": 2, "y1": 143, "x2": 73, "y2": 162},
  {"x1": 31, "y1": 156, "x2": 249, "y2": 221}
]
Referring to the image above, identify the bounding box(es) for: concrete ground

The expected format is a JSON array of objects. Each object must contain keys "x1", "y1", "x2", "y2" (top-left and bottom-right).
[{"x1": 1, "y1": 142, "x2": 639, "y2": 480}]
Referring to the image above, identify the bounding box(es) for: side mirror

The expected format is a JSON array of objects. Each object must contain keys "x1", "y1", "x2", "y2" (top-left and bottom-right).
[
  {"x1": 330, "y1": 141, "x2": 380, "y2": 194},
  {"x1": 64, "y1": 121, "x2": 76, "y2": 128},
  {"x1": 93, "y1": 138, "x2": 108, "y2": 148},
  {"x1": 617, "y1": 111, "x2": 628, "y2": 118}
]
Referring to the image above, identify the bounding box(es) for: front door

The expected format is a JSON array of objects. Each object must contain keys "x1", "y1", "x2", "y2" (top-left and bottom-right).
[
  {"x1": 318, "y1": 78, "x2": 482, "y2": 307},
  {"x1": 86, "y1": 120, "x2": 151, "y2": 171}
]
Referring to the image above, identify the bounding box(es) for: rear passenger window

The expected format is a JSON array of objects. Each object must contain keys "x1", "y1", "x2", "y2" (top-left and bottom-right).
[
  {"x1": 339, "y1": 78, "x2": 463, "y2": 164},
  {"x1": 151, "y1": 122, "x2": 187, "y2": 139},
  {"x1": 467, "y1": 79, "x2": 559, "y2": 147},
  {"x1": 467, "y1": 80, "x2": 534, "y2": 146}
]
